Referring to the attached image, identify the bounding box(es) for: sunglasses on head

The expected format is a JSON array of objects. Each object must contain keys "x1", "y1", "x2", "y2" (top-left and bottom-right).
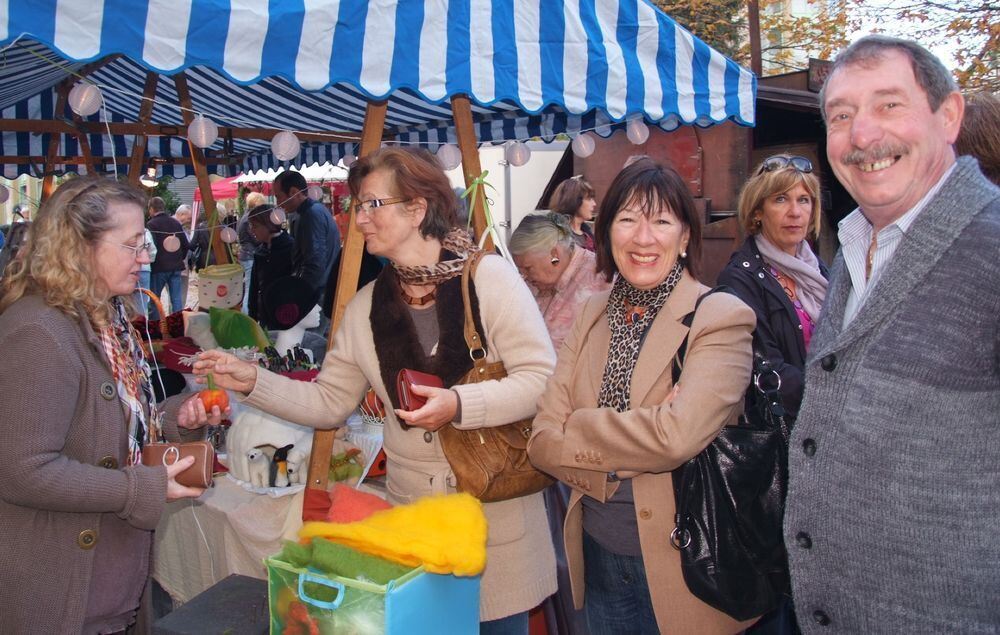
[{"x1": 757, "y1": 155, "x2": 813, "y2": 175}]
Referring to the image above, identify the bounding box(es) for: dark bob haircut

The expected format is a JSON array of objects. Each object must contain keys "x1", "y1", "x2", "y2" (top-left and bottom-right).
[
  {"x1": 347, "y1": 147, "x2": 459, "y2": 241},
  {"x1": 246, "y1": 204, "x2": 283, "y2": 234},
  {"x1": 593, "y1": 160, "x2": 702, "y2": 282}
]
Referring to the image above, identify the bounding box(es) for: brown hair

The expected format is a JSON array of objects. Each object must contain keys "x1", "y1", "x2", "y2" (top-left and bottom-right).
[
  {"x1": 0, "y1": 177, "x2": 147, "y2": 325},
  {"x1": 955, "y1": 91, "x2": 1000, "y2": 186},
  {"x1": 550, "y1": 177, "x2": 596, "y2": 219},
  {"x1": 593, "y1": 160, "x2": 702, "y2": 281},
  {"x1": 247, "y1": 204, "x2": 283, "y2": 234},
  {"x1": 347, "y1": 147, "x2": 458, "y2": 241},
  {"x1": 738, "y1": 156, "x2": 822, "y2": 238}
]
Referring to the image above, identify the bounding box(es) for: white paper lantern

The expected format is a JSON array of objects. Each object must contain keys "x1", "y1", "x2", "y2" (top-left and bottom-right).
[
  {"x1": 188, "y1": 114, "x2": 219, "y2": 149},
  {"x1": 220, "y1": 226, "x2": 238, "y2": 243},
  {"x1": 436, "y1": 143, "x2": 463, "y2": 171},
  {"x1": 271, "y1": 131, "x2": 301, "y2": 162},
  {"x1": 307, "y1": 184, "x2": 324, "y2": 200},
  {"x1": 626, "y1": 118, "x2": 650, "y2": 145},
  {"x1": 270, "y1": 208, "x2": 287, "y2": 225},
  {"x1": 505, "y1": 141, "x2": 531, "y2": 167},
  {"x1": 68, "y1": 82, "x2": 103, "y2": 117},
  {"x1": 341, "y1": 151, "x2": 357, "y2": 168},
  {"x1": 163, "y1": 235, "x2": 181, "y2": 252},
  {"x1": 571, "y1": 134, "x2": 596, "y2": 158},
  {"x1": 0, "y1": 186, "x2": 9, "y2": 204}
]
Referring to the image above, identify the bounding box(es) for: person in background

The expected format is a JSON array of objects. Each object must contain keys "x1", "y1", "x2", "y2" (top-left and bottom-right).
[
  {"x1": 246, "y1": 204, "x2": 294, "y2": 327},
  {"x1": 189, "y1": 203, "x2": 236, "y2": 271},
  {"x1": 272, "y1": 171, "x2": 341, "y2": 301},
  {"x1": 785, "y1": 35, "x2": 998, "y2": 632},
  {"x1": 133, "y1": 227, "x2": 158, "y2": 315},
  {"x1": 718, "y1": 154, "x2": 829, "y2": 422},
  {"x1": 550, "y1": 176, "x2": 598, "y2": 251},
  {"x1": 146, "y1": 196, "x2": 189, "y2": 318},
  {"x1": 237, "y1": 192, "x2": 266, "y2": 313},
  {"x1": 955, "y1": 90, "x2": 1000, "y2": 186},
  {"x1": 195, "y1": 147, "x2": 557, "y2": 634},
  {"x1": 0, "y1": 177, "x2": 225, "y2": 634},
  {"x1": 172, "y1": 204, "x2": 194, "y2": 308},
  {"x1": 509, "y1": 211, "x2": 611, "y2": 351},
  {"x1": 0, "y1": 221, "x2": 30, "y2": 280},
  {"x1": 528, "y1": 159, "x2": 756, "y2": 634}
]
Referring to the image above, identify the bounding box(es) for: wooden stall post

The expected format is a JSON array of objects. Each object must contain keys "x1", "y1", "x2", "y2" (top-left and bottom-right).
[
  {"x1": 127, "y1": 73, "x2": 160, "y2": 187},
  {"x1": 174, "y1": 72, "x2": 230, "y2": 266},
  {"x1": 304, "y1": 101, "x2": 388, "y2": 494},
  {"x1": 451, "y1": 94, "x2": 493, "y2": 250}
]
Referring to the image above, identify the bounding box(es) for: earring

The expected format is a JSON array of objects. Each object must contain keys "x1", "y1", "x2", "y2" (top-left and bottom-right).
[
  {"x1": 681, "y1": 251, "x2": 688, "y2": 259},
  {"x1": 550, "y1": 256, "x2": 560, "y2": 265},
  {"x1": 755, "y1": 218, "x2": 762, "y2": 227}
]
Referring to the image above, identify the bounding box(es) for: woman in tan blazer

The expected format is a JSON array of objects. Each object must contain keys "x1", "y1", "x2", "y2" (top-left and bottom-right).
[{"x1": 528, "y1": 160, "x2": 757, "y2": 634}]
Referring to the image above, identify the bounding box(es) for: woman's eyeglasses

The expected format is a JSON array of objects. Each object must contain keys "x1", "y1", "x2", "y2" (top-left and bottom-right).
[
  {"x1": 757, "y1": 155, "x2": 813, "y2": 175},
  {"x1": 100, "y1": 239, "x2": 153, "y2": 258},
  {"x1": 356, "y1": 196, "x2": 411, "y2": 216}
]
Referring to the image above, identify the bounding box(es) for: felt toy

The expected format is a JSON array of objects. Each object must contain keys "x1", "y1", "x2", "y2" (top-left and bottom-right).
[
  {"x1": 227, "y1": 408, "x2": 313, "y2": 484},
  {"x1": 286, "y1": 449, "x2": 308, "y2": 485},
  {"x1": 278, "y1": 540, "x2": 314, "y2": 569},
  {"x1": 328, "y1": 448, "x2": 363, "y2": 483},
  {"x1": 263, "y1": 276, "x2": 320, "y2": 330},
  {"x1": 197, "y1": 373, "x2": 229, "y2": 412},
  {"x1": 209, "y1": 306, "x2": 271, "y2": 351},
  {"x1": 246, "y1": 448, "x2": 270, "y2": 488},
  {"x1": 310, "y1": 537, "x2": 412, "y2": 585},
  {"x1": 270, "y1": 443, "x2": 294, "y2": 487},
  {"x1": 184, "y1": 312, "x2": 218, "y2": 350},
  {"x1": 299, "y1": 493, "x2": 487, "y2": 576},
  {"x1": 325, "y1": 483, "x2": 392, "y2": 524}
]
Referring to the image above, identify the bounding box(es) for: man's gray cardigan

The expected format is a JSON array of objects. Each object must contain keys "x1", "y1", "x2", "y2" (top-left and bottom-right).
[{"x1": 785, "y1": 157, "x2": 1000, "y2": 633}]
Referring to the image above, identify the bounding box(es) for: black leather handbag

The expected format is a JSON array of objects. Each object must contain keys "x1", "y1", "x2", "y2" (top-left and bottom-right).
[{"x1": 668, "y1": 289, "x2": 791, "y2": 620}]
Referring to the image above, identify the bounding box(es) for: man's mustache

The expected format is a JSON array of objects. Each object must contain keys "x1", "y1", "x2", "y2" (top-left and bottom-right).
[{"x1": 841, "y1": 144, "x2": 909, "y2": 166}]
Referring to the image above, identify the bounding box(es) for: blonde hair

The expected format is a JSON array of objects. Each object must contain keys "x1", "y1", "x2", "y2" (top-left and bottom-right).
[
  {"x1": 509, "y1": 212, "x2": 577, "y2": 256},
  {"x1": 0, "y1": 177, "x2": 147, "y2": 326},
  {"x1": 738, "y1": 157, "x2": 822, "y2": 239},
  {"x1": 245, "y1": 191, "x2": 267, "y2": 209}
]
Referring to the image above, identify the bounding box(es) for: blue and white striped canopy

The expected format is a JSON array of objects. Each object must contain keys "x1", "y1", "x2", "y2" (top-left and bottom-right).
[{"x1": 0, "y1": 0, "x2": 756, "y2": 178}]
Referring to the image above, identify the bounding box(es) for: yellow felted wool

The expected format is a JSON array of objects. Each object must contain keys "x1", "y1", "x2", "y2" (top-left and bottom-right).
[{"x1": 298, "y1": 493, "x2": 487, "y2": 576}]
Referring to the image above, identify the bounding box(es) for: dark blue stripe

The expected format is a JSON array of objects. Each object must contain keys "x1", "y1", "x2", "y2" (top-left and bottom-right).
[
  {"x1": 617, "y1": 0, "x2": 645, "y2": 116},
  {"x1": 389, "y1": 0, "x2": 424, "y2": 92},
  {"x1": 329, "y1": 0, "x2": 367, "y2": 89},
  {"x1": 689, "y1": 37, "x2": 711, "y2": 121},
  {"x1": 260, "y1": 0, "x2": 304, "y2": 82}
]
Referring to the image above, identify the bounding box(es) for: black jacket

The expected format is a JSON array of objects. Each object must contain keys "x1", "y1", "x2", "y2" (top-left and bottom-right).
[
  {"x1": 189, "y1": 217, "x2": 237, "y2": 272},
  {"x1": 288, "y1": 198, "x2": 341, "y2": 298},
  {"x1": 248, "y1": 232, "x2": 294, "y2": 327},
  {"x1": 717, "y1": 235, "x2": 828, "y2": 419},
  {"x1": 146, "y1": 213, "x2": 190, "y2": 273}
]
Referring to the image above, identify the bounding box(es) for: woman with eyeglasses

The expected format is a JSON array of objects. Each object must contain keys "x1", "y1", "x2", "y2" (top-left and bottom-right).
[
  {"x1": 717, "y1": 155, "x2": 829, "y2": 634},
  {"x1": 0, "y1": 178, "x2": 228, "y2": 634},
  {"x1": 193, "y1": 147, "x2": 558, "y2": 634}
]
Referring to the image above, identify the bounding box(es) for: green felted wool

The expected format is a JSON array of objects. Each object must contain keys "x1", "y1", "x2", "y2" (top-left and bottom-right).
[
  {"x1": 310, "y1": 538, "x2": 413, "y2": 585},
  {"x1": 278, "y1": 540, "x2": 313, "y2": 569},
  {"x1": 209, "y1": 306, "x2": 271, "y2": 351}
]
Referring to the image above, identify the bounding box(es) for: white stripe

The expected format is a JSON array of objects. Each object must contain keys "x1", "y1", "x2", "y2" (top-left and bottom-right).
[
  {"x1": 594, "y1": 0, "x2": 625, "y2": 119},
  {"x1": 673, "y1": 23, "x2": 695, "y2": 122},
  {"x1": 294, "y1": 0, "x2": 339, "y2": 90},
  {"x1": 513, "y1": 0, "x2": 541, "y2": 111},
  {"x1": 142, "y1": 0, "x2": 191, "y2": 70},
  {"x1": 708, "y1": 48, "x2": 727, "y2": 121},
  {"x1": 738, "y1": 67, "x2": 755, "y2": 124},
  {"x1": 0, "y1": 0, "x2": 9, "y2": 42},
  {"x1": 561, "y1": 1, "x2": 587, "y2": 114},
  {"x1": 635, "y1": 1, "x2": 662, "y2": 121},
  {"x1": 470, "y1": 0, "x2": 494, "y2": 102},
  {"x1": 360, "y1": 0, "x2": 397, "y2": 96},
  {"x1": 224, "y1": 0, "x2": 269, "y2": 82},
  {"x1": 418, "y1": 0, "x2": 448, "y2": 101},
  {"x1": 55, "y1": 0, "x2": 104, "y2": 59}
]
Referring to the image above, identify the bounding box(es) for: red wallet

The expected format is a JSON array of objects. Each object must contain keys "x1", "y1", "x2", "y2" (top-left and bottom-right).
[{"x1": 396, "y1": 368, "x2": 444, "y2": 411}]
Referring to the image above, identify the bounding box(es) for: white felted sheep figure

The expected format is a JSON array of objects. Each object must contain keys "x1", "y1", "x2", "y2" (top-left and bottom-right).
[
  {"x1": 226, "y1": 406, "x2": 313, "y2": 485},
  {"x1": 286, "y1": 449, "x2": 308, "y2": 485},
  {"x1": 246, "y1": 448, "x2": 270, "y2": 488}
]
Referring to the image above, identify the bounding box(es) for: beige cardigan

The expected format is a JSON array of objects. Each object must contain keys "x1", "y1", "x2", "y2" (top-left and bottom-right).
[
  {"x1": 244, "y1": 254, "x2": 558, "y2": 621},
  {"x1": 528, "y1": 272, "x2": 759, "y2": 633}
]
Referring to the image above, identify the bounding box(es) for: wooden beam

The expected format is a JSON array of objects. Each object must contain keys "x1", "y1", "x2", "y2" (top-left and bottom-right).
[
  {"x1": 128, "y1": 73, "x2": 160, "y2": 186},
  {"x1": 0, "y1": 118, "x2": 361, "y2": 143},
  {"x1": 304, "y1": 101, "x2": 388, "y2": 495},
  {"x1": 174, "y1": 72, "x2": 230, "y2": 266},
  {"x1": 41, "y1": 89, "x2": 68, "y2": 200},
  {"x1": 451, "y1": 94, "x2": 493, "y2": 250}
]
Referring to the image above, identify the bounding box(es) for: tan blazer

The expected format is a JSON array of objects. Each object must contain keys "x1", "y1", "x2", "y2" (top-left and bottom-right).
[{"x1": 528, "y1": 272, "x2": 758, "y2": 634}]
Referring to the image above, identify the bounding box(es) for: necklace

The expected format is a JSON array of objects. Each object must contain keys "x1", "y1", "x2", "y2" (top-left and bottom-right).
[
  {"x1": 399, "y1": 280, "x2": 437, "y2": 306},
  {"x1": 770, "y1": 267, "x2": 814, "y2": 327},
  {"x1": 623, "y1": 300, "x2": 648, "y2": 325}
]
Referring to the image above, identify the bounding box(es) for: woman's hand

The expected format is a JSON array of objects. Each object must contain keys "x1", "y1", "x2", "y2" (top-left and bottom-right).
[
  {"x1": 191, "y1": 349, "x2": 257, "y2": 394},
  {"x1": 164, "y1": 455, "x2": 206, "y2": 501},
  {"x1": 176, "y1": 393, "x2": 230, "y2": 429},
  {"x1": 394, "y1": 385, "x2": 458, "y2": 432}
]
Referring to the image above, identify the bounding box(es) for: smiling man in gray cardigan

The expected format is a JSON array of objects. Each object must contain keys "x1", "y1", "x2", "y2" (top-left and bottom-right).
[{"x1": 784, "y1": 35, "x2": 1000, "y2": 632}]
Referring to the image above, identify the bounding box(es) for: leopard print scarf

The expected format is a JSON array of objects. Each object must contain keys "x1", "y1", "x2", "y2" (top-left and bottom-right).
[
  {"x1": 392, "y1": 228, "x2": 479, "y2": 285},
  {"x1": 598, "y1": 262, "x2": 684, "y2": 412}
]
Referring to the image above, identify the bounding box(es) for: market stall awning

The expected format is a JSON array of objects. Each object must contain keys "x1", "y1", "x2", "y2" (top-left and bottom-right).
[
  {"x1": 192, "y1": 174, "x2": 240, "y2": 202},
  {"x1": 0, "y1": 0, "x2": 756, "y2": 178}
]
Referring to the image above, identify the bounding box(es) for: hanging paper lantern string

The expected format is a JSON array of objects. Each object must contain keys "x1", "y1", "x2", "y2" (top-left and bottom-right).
[
  {"x1": 571, "y1": 134, "x2": 595, "y2": 158},
  {"x1": 220, "y1": 227, "x2": 238, "y2": 243},
  {"x1": 436, "y1": 143, "x2": 463, "y2": 171},
  {"x1": 271, "y1": 131, "x2": 301, "y2": 162},
  {"x1": 341, "y1": 151, "x2": 358, "y2": 168},
  {"x1": 188, "y1": 114, "x2": 220, "y2": 149},
  {"x1": 307, "y1": 184, "x2": 323, "y2": 200},
  {"x1": 68, "y1": 82, "x2": 103, "y2": 117},
  {"x1": 270, "y1": 208, "x2": 287, "y2": 225},
  {"x1": 626, "y1": 118, "x2": 650, "y2": 145},
  {"x1": 505, "y1": 141, "x2": 531, "y2": 167},
  {"x1": 162, "y1": 235, "x2": 181, "y2": 252}
]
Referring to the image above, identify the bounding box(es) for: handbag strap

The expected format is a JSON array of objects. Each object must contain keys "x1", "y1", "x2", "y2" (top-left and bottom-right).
[{"x1": 461, "y1": 250, "x2": 490, "y2": 376}]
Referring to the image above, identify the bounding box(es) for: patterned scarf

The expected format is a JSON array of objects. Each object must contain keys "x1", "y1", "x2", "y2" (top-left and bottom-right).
[
  {"x1": 598, "y1": 262, "x2": 684, "y2": 412},
  {"x1": 97, "y1": 298, "x2": 161, "y2": 466},
  {"x1": 392, "y1": 228, "x2": 479, "y2": 285}
]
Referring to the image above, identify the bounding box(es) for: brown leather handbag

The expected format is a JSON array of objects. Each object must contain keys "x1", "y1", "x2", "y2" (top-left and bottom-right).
[{"x1": 436, "y1": 251, "x2": 553, "y2": 503}]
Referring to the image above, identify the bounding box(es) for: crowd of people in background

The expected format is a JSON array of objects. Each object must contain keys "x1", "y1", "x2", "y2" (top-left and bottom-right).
[{"x1": 0, "y1": 33, "x2": 997, "y2": 635}]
